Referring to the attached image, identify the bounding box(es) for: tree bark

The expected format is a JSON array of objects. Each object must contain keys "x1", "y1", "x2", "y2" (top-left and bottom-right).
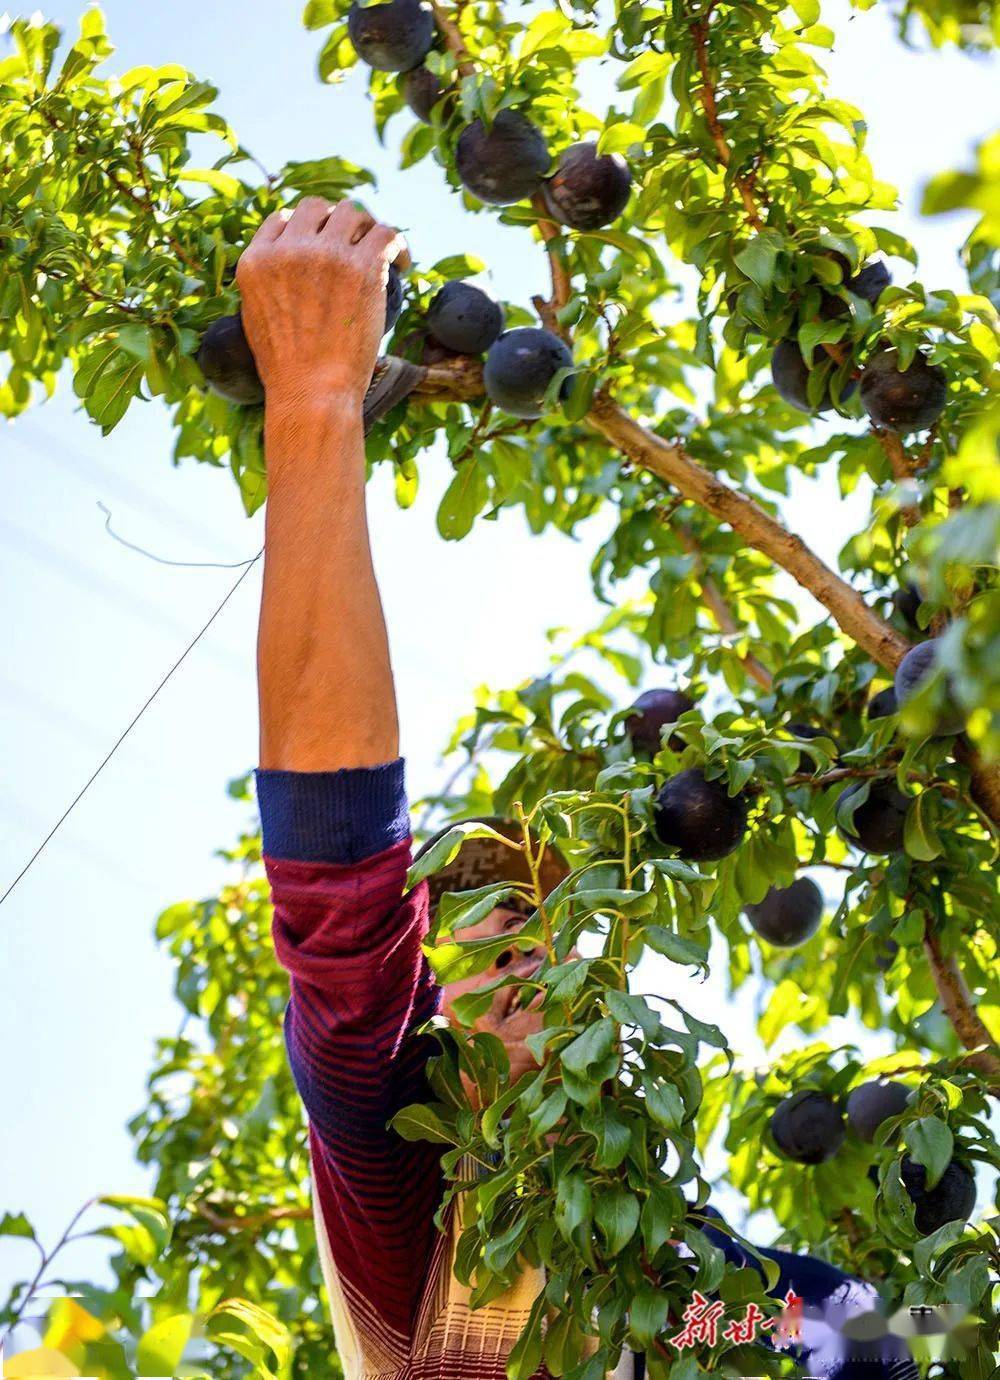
[{"x1": 923, "y1": 926, "x2": 1000, "y2": 1086}]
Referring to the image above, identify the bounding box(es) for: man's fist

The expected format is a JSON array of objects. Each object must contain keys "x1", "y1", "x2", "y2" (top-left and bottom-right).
[{"x1": 236, "y1": 197, "x2": 408, "y2": 410}]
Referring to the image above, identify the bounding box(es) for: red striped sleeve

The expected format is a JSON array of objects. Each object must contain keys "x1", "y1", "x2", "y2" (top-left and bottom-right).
[{"x1": 266, "y1": 841, "x2": 445, "y2": 1340}]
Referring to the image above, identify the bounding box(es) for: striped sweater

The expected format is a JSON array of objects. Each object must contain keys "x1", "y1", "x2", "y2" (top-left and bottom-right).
[{"x1": 257, "y1": 762, "x2": 918, "y2": 1380}]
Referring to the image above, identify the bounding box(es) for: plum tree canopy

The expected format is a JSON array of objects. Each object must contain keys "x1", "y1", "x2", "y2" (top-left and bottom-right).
[{"x1": 1, "y1": 1, "x2": 998, "y2": 1376}]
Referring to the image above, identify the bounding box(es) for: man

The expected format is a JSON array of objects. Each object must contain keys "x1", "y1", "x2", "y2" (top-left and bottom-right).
[{"x1": 241, "y1": 199, "x2": 918, "y2": 1379}]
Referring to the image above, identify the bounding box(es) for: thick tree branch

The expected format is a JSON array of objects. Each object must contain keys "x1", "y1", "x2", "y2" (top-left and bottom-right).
[{"x1": 923, "y1": 925, "x2": 1000, "y2": 1086}]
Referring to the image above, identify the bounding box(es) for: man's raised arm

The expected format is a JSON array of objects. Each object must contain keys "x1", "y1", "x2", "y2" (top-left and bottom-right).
[{"x1": 239, "y1": 196, "x2": 405, "y2": 771}]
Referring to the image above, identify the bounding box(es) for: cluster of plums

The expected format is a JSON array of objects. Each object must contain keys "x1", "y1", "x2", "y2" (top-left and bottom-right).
[
  {"x1": 768, "y1": 256, "x2": 948, "y2": 432},
  {"x1": 625, "y1": 636, "x2": 964, "y2": 932},
  {"x1": 768, "y1": 1082, "x2": 976, "y2": 1235},
  {"x1": 347, "y1": 0, "x2": 633, "y2": 225},
  {"x1": 198, "y1": 272, "x2": 576, "y2": 421}
]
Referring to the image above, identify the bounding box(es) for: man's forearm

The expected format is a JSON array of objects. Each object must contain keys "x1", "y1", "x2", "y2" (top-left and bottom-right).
[{"x1": 257, "y1": 394, "x2": 399, "y2": 771}]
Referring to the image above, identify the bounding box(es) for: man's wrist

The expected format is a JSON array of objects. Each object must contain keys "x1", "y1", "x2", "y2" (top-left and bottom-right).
[{"x1": 264, "y1": 387, "x2": 365, "y2": 473}]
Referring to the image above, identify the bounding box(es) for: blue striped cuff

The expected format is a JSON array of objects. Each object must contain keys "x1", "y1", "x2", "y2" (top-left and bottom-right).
[{"x1": 256, "y1": 759, "x2": 410, "y2": 864}]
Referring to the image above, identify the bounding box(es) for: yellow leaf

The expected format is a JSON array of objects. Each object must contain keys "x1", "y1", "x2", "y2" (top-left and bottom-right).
[
  {"x1": 44, "y1": 1298, "x2": 105, "y2": 1353},
  {"x1": 4, "y1": 1348, "x2": 80, "y2": 1377}
]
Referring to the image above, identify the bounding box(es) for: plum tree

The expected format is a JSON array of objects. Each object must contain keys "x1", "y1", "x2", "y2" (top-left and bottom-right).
[
  {"x1": 837, "y1": 780, "x2": 910, "y2": 854},
  {"x1": 198, "y1": 266, "x2": 403, "y2": 405},
  {"x1": 745, "y1": 877, "x2": 824, "y2": 947},
  {"x1": 483, "y1": 326, "x2": 572, "y2": 417},
  {"x1": 770, "y1": 338, "x2": 854, "y2": 414},
  {"x1": 426, "y1": 281, "x2": 504, "y2": 355},
  {"x1": 455, "y1": 110, "x2": 551, "y2": 205},
  {"x1": 846, "y1": 1080, "x2": 912, "y2": 1142},
  {"x1": 859, "y1": 348, "x2": 948, "y2": 432},
  {"x1": 196, "y1": 313, "x2": 264, "y2": 406},
  {"x1": 541, "y1": 142, "x2": 632, "y2": 231},
  {"x1": 625, "y1": 686, "x2": 694, "y2": 754},
  {"x1": 900, "y1": 1158, "x2": 977, "y2": 1236},
  {"x1": 894, "y1": 638, "x2": 966, "y2": 737},
  {"x1": 652, "y1": 768, "x2": 748, "y2": 862},
  {"x1": 3, "y1": 6, "x2": 999, "y2": 1376},
  {"x1": 770, "y1": 1091, "x2": 845, "y2": 1164},
  {"x1": 401, "y1": 65, "x2": 445, "y2": 122},
  {"x1": 347, "y1": 0, "x2": 435, "y2": 72}
]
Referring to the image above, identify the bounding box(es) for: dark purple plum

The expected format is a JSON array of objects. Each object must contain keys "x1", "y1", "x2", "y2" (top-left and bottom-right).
[
  {"x1": 652, "y1": 768, "x2": 748, "y2": 863},
  {"x1": 771, "y1": 338, "x2": 856, "y2": 414},
  {"x1": 347, "y1": 0, "x2": 434, "y2": 72},
  {"x1": 541, "y1": 142, "x2": 632, "y2": 231},
  {"x1": 426, "y1": 281, "x2": 504, "y2": 355},
  {"x1": 626, "y1": 688, "x2": 695, "y2": 754},
  {"x1": 455, "y1": 110, "x2": 551, "y2": 205},
  {"x1": 846, "y1": 1080, "x2": 911, "y2": 1142},
  {"x1": 894, "y1": 639, "x2": 965, "y2": 737},
  {"x1": 860, "y1": 349, "x2": 947, "y2": 432},
  {"x1": 867, "y1": 686, "x2": 898, "y2": 721},
  {"x1": 401, "y1": 65, "x2": 445, "y2": 122},
  {"x1": 836, "y1": 781, "x2": 910, "y2": 854},
  {"x1": 846, "y1": 259, "x2": 891, "y2": 305},
  {"x1": 770, "y1": 1091, "x2": 845, "y2": 1165},
  {"x1": 745, "y1": 877, "x2": 824, "y2": 948},
  {"x1": 483, "y1": 327, "x2": 572, "y2": 418},
  {"x1": 900, "y1": 1158, "x2": 976, "y2": 1236},
  {"x1": 197, "y1": 314, "x2": 263, "y2": 405}
]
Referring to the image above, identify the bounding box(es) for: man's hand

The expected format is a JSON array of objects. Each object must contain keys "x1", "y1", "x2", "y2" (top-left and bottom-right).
[
  {"x1": 253, "y1": 197, "x2": 405, "y2": 772},
  {"x1": 237, "y1": 197, "x2": 407, "y2": 413}
]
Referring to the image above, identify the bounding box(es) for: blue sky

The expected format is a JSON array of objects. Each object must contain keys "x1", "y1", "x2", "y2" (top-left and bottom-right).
[{"x1": 0, "y1": 0, "x2": 995, "y2": 1315}]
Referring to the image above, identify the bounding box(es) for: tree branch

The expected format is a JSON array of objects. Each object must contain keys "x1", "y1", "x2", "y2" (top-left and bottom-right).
[
  {"x1": 430, "y1": 0, "x2": 475, "y2": 76},
  {"x1": 673, "y1": 525, "x2": 773, "y2": 689},
  {"x1": 923, "y1": 924, "x2": 1000, "y2": 1086},
  {"x1": 689, "y1": 18, "x2": 764, "y2": 231},
  {"x1": 530, "y1": 193, "x2": 572, "y2": 338},
  {"x1": 875, "y1": 428, "x2": 922, "y2": 527},
  {"x1": 193, "y1": 1200, "x2": 312, "y2": 1235}
]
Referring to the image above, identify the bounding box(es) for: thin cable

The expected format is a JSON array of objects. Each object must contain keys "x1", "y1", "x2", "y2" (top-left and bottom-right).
[
  {"x1": 98, "y1": 502, "x2": 259, "y2": 569},
  {"x1": 0, "y1": 551, "x2": 263, "y2": 911}
]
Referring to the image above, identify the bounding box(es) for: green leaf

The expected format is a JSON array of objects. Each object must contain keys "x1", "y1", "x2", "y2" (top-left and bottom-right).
[
  {"x1": 593, "y1": 1184, "x2": 639, "y2": 1255},
  {"x1": 137, "y1": 1313, "x2": 193, "y2": 1376},
  {"x1": 437, "y1": 460, "x2": 490, "y2": 540},
  {"x1": 904, "y1": 791, "x2": 943, "y2": 861},
  {"x1": 0, "y1": 1212, "x2": 36, "y2": 1240},
  {"x1": 391, "y1": 1102, "x2": 459, "y2": 1145},
  {"x1": 645, "y1": 925, "x2": 708, "y2": 969},
  {"x1": 629, "y1": 1285, "x2": 671, "y2": 1348},
  {"x1": 903, "y1": 1117, "x2": 954, "y2": 1191},
  {"x1": 560, "y1": 1018, "x2": 617, "y2": 1076},
  {"x1": 208, "y1": 1299, "x2": 292, "y2": 1380},
  {"x1": 734, "y1": 231, "x2": 784, "y2": 289}
]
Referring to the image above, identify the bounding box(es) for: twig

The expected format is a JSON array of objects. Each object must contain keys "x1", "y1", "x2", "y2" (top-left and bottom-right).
[
  {"x1": 0, "y1": 1200, "x2": 95, "y2": 1349},
  {"x1": 689, "y1": 18, "x2": 763, "y2": 231},
  {"x1": 923, "y1": 923, "x2": 1000, "y2": 1087},
  {"x1": 193, "y1": 1201, "x2": 312, "y2": 1234},
  {"x1": 673, "y1": 525, "x2": 772, "y2": 689},
  {"x1": 530, "y1": 193, "x2": 573, "y2": 339},
  {"x1": 875, "y1": 429, "x2": 922, "y2": 527},
  {"x1": 430, "y1": 0, "x2": 475, "y2": 76}
]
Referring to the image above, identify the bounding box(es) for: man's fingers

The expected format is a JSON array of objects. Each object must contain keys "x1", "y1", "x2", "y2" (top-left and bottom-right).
[
  {"x1": 249, "y1": 210, "x2": 287, "y2": 247},
  {"x1": 322, "y1": 198, "x2": 377, "y2": 245},
  {"x1": 282, "y1": 196, "x2": 334, "y2": 239},
  {"x1": 366, "y1": 224, "x2": 411, "y2": 270}
]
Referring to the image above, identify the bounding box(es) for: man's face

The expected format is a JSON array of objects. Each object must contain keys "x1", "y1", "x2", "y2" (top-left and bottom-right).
[{"x1": 440, "y1": 905, "x2": 546, "y2": 1085}]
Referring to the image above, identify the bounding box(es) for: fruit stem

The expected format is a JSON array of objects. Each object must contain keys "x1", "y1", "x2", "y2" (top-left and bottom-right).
[
  {"x1": 874, "y1": 428, "x2": 922, "y2": 528},
  {"x1": 530, "y1": 193, "x2": 573, "y2": 340}
]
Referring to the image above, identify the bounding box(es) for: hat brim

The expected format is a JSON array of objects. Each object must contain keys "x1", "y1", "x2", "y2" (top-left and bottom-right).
[{"x1": 414, "y1": 816, "x2": 569, "y2": 913}]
